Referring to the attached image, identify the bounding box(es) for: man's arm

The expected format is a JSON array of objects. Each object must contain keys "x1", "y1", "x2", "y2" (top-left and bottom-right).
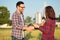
[{"x1": 12, "y1": 14, "x2": 23, "y2": 30}]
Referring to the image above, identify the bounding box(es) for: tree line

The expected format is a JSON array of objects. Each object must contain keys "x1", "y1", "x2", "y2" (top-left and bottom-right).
[{"x1": 0, "y1": 6, "x2": 60, "y2": 26}]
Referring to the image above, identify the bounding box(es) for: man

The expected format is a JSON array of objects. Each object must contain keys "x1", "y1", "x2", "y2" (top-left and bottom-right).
[{"x1": 12, "y1": 1, "x2": 25, "y2": 40}]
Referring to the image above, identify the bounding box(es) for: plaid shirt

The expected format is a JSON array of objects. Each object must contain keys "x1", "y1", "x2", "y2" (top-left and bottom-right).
[
  {"x1": 12, "y1": 11, "x2": 24, "y2": 40},
  {"x1": 39, "y1": 18, "x2": 55, "y2": 40}
]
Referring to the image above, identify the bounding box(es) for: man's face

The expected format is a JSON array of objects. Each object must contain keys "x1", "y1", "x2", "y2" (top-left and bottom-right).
[{"x1": 18, "y1": 4, "x2": 25, "y2": 13}]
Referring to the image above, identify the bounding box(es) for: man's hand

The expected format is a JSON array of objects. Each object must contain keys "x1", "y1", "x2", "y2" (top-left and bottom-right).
[
  {"x1": 23, "y1": 25, "x2": 34, "y2": 32},
  {"x1": 23, "y1": 25, "x2": 27, "y2": 30},
  {"x1": 26, "y1": 26, "x2": 34, "y2": 32}
]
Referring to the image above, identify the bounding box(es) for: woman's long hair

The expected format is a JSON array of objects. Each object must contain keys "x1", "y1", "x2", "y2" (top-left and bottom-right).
[{"x1": 45, "y1": 6, "x2": 55, "y2": 20}]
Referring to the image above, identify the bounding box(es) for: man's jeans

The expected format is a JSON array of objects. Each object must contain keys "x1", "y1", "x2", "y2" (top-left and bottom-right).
[{"x1": 12, "y1": 36, "x2": 24, "y2": 40}]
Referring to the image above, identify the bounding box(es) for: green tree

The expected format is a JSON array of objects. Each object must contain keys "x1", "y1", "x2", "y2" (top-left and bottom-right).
[
  {"x1": 24, "y1": 16, "x2": 32, "y2": 24},
  {"x1": 0, "y1": 6, "x2": 10, "y2": 25},
  {"x1": 32, "y1": 17, "x2": 36, "y2": 23},
  {"x1": 58, "y1": 15, "x2": 60, "y2": 22}
]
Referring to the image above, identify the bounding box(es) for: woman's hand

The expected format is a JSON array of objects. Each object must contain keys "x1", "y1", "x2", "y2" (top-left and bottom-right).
[{"x1": 33, "y1": 24, "x2": 40, "y2": 28}]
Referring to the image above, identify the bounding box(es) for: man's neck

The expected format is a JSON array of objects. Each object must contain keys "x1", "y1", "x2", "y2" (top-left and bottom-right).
[
  {"x1": 16, "y1": 9, "x2": 22, "y2": 15},
  {"x1": 16, "y1": 9, "x2": 20, "y2": 13}
]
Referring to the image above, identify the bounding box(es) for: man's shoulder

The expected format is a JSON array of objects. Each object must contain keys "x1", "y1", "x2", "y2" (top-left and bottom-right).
[{"x1": 13, "y1": 11, "x2": 18, "y2": 16}]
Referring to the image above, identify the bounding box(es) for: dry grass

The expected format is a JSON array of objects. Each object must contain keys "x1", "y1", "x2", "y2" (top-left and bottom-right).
[{"x1": 0, "y1": 28, "x2": 60, "y2": 40}]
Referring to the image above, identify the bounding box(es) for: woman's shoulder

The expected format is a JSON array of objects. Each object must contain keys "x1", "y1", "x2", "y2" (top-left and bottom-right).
[{"x1": 47, "y1": 18, "x2": 55, "y2": 24}]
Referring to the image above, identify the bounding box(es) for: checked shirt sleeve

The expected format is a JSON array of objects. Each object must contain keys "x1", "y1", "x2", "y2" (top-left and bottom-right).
[
  {"x1": 12, "y1": 14, "x2": 23, "y2": 30},
  {"x1": 39, "y1": 20, "x2": 51, "y2": 33}
]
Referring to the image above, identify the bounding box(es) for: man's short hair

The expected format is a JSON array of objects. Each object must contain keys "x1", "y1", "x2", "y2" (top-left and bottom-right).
[{"x1": 16, "y1": 1, "x2": 24, "y2": 7}]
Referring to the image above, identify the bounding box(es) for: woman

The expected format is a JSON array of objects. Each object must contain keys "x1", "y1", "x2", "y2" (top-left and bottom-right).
[{"x1": 33, "y1": 6, "x2": 56, "y2": 40}]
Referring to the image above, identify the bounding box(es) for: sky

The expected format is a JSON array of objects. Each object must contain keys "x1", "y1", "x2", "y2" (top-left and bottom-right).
[{"x1": 0, "y1": 0, "x2": 60, "y2": 19}]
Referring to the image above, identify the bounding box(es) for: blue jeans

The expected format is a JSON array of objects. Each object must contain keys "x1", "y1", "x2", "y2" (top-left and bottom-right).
[{"x1": 12, "y1": 36, "x2": 24, "y2": 40}]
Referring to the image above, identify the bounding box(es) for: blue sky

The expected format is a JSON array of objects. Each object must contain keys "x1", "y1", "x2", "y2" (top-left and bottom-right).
[{"x1": 0, "y1": 0, "x2": 60, "y2": 19}]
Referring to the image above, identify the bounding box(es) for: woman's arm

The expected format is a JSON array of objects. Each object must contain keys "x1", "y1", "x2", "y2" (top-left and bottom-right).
[{"x1": 39, "y1": 21, "x2": 51, "y2": 33}]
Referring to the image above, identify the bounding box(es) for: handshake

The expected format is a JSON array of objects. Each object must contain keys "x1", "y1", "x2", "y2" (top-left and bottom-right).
[{"x1": 23, "y1": 24, "x2": 40, "y2": 32}]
